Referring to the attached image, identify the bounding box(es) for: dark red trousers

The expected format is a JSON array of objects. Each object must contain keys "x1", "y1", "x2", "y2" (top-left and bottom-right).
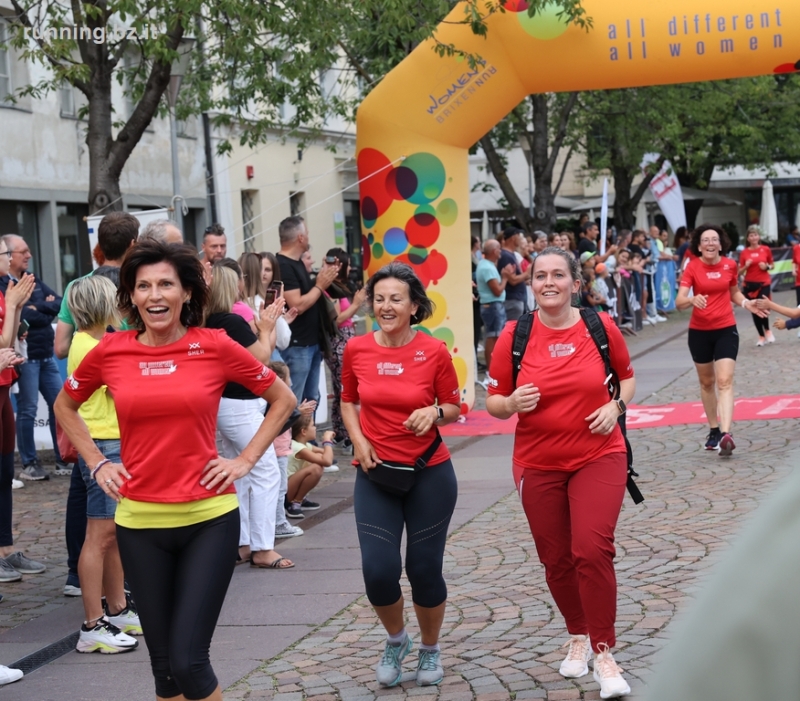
[{"x1": 516, "y1": 452, "x2": 627, "y2": 652}]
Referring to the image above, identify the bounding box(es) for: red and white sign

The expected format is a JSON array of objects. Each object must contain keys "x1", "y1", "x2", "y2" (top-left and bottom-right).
[{"x1": 441, "y1": 395, "x2": 800, "y2": 437}]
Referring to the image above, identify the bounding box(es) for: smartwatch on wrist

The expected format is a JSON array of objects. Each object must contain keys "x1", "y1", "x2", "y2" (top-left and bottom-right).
[
  {"x1": 615, "y1": 398, "x2": 627, "y2": 415},
  {"x1": 434, "y1": 406, "x2": 444, "y2": 423}
]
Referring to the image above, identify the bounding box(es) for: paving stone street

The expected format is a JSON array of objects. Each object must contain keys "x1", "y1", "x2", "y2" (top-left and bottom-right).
[{"x1": 2, "y1": 298, "x2": 799, "y2": 700}]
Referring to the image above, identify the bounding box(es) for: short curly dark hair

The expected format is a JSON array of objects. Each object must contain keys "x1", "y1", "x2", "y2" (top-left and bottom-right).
[
  {"x1": 365, "y1": 262, "x2": 433, "y2": 325},
  {"x1": 689, "y1": 224, "x2": 731, "y2": 257},
  {"x1": 118, "y1": 239, "x2": 208, "y2": 331}
]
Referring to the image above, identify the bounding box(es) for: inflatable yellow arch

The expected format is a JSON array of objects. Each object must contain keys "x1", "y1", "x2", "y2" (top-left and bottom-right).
[{"x1": 356, "y1": 0, "x2": 800, "y2": 412}]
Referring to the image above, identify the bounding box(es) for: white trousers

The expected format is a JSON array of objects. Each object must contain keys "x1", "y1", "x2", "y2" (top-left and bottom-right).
[{"x1": 216, "y1": 397, "x2": 280, "y2": 551}]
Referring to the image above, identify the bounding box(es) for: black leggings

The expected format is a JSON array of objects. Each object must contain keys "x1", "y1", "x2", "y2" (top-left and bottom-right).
[
  {"x1": 0, "y1": 386, "x2": 16, "y2": 547},
  {"x1": 354, "y1": 460, "x2": 457, "y2": 608},
  {"x1": 743, "y1": 281, "x2": 771, "y2": 336},
  {"x1": 116, "y1": 509, "x2": 240, "y2": 700}
]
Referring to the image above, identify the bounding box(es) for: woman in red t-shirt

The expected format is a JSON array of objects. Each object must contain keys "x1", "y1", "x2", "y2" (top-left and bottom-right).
[
  {"x1": 676, "y1": 225, "x2": 765, "y2": 458},
  {"x1": 738, "y1": 225, "x2": 775, "y2": 345},
  {"x1": 486, "y1": 247, "x2": 635, "y2": 699},
  {"x1": 341, "y1": 262, "x2": 460, "y2": 689},
  {"x1": 55, "y1": 241, "x2": 295, "y2": 701}
]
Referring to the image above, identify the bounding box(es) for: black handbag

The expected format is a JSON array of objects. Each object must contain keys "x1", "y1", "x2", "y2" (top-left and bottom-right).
[{"x1": 367, "y1": 430, "x2": 442, "y2": 496}]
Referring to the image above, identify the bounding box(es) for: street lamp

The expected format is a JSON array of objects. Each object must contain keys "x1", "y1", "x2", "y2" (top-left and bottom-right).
[{"x1": 167, "y1": 37, "x2": 195, "y2": 233}]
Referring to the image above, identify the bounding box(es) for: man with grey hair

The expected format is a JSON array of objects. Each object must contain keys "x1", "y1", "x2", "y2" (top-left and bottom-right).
[
  {"x1": 277, "y1": 215, "x2": 340, "y2": 407},
  {"x1": 0, "y1": 235, "x2": 62, "y2": 482},
  {"x1": 138, "y1": 219, "x2": 183, "y2": 245}
]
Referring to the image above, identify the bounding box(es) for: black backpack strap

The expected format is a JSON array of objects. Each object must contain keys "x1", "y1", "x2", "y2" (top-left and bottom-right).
[
  {"x1": 579, "y1": 307, "x2": 617, "y2": 399},
  {"x1": 579, "y1": 308, "x2": 644, "y2": 505},
  {"x1": 511, "y1": 311, "x2": 535, "y2": 387}
]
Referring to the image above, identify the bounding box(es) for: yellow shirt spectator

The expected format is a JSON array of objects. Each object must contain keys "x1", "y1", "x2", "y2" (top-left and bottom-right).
[{"x1": 67, "y1": 332, "x2": 120, "y2": 439}]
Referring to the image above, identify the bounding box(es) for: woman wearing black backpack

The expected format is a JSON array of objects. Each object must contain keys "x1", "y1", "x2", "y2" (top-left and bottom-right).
[{"x1": 486, "y1": 246, "x2": 635, "y2": 699}]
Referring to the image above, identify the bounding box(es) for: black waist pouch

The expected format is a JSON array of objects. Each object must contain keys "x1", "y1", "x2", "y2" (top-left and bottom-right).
[{"x1": 368, "y1": 430, "x2": 442, "y2": 496}]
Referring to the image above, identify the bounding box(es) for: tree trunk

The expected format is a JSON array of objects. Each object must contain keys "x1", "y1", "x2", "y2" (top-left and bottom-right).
[
  {"x1": 84, "y1": 23, "x2": 184, "y2": 215},
  {"x1": 684, "y1": 200, "x2": 704, "y2": 229},
  {"x1": 612, "y1": 165, "x2": 636, "y2": 230},
  {"x1": 479, "y1": 135, "x2": 534, "y2": 233},
  {"x1": 530, "y1": 93, "x2": 577, "y2": 234}
]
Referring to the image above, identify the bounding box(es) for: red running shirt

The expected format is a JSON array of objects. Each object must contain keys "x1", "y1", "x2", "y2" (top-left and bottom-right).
[
  {"x1": 341, "y1": 332, "x2": 460, "y2": 466},
  {"x1": 680, "y1": 257, "x2": 739, "y2": 330},
  {"x1": 0, "y1": 291, "x2": 14, "y2": 387},
  {"x1": 739, "y1": 245, "x2": 773, "y2": 285},
  {"x1": 64, "y1": 327, "x2": 276, "y2": 503},
  {"x1": 488, "y1": 313, "x2": 633, "y2": 472}
]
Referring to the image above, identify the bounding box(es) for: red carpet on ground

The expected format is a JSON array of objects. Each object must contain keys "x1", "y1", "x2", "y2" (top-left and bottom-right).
[{"x1": 440, "y1": 395, "x2": 800, "y2": 436}]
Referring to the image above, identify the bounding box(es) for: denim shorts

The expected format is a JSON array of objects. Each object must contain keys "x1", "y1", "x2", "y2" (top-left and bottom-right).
[
  {"x1": 79, "y1": 439, "x2": 120, "y2": 519},
  {"x1": 480, "y1": 302, "x2": 507, "y2": 337}
]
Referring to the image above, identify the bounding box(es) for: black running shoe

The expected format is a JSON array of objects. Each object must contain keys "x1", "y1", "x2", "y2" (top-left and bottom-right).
[{"x1": 704, "y1": 428, "x2": 722, "y2": 451}]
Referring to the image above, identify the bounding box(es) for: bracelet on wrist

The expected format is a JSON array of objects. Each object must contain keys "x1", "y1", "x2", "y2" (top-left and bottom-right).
[
  {"x1": 740, "y1": 299, "x2": 748, "y2": 308},
  {"x1": 322, "y1": 441, "x2": 334, "y2": 447},
  {"x1": 90, "y1": 458, "x2": 111, "y2": 480}
]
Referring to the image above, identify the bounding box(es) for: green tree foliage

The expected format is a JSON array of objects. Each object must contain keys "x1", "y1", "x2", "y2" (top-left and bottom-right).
[
  {"x1": 0, "y1": 0, "x2": 588, "y2": 215},
  {"x1": 578, "y1": 76, "x2": 800, "y2": 229}
]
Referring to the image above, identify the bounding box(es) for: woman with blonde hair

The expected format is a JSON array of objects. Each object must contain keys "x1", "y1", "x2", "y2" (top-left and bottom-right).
[
  {"x1": 238, "y1": 252, "x2": 266, "y2": 314},
  {"x1": 67, "y1": 275, "x2": 141, "y2": 653},
  {"x1": 205, "y1": 266, "x2": 294, "y2": 568}
]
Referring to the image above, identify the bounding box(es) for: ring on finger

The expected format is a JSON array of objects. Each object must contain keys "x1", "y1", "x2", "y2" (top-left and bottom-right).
[
  {"x1": 105, "y1": 479, "x2": 113, "y2": 486},
  {"x1": 221, "y1": 471, "x2": 227, "y2": 478}
]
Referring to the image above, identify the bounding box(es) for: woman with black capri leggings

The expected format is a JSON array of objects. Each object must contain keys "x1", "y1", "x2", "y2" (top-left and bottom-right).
[
  {"x1": 55, "y1": 240, "x2": 295, "y2": 701},
  {"x1": 676, "y1": 225, "x2": 766, "y2": 458},
  {"x1": 341, "y1": 262, "x2": 461, "y2": 688}
]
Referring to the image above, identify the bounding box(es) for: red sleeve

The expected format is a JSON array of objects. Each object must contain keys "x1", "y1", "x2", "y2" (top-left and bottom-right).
[
  {"x1": 605, "y1": 316, "x2": 634, "y2": 381},
  {"x1": 765, "y1": 246, "x2": 774, "y2": 264},
  {"x1": 793, "y1": 245, "x2": 800, "y2": 266},
  {"x1": 433, "y1": 343, "x2": 461, "y2": 407},
  {"x1": 728, "y1": 261, "x2": 739, "y2": 288},
  {"x1": 218, "y1": 332, "x2": 276, "y2": 395},
  {"x1": 63, "y1": 337, "x2": 106, "y2": 403},
  {"x1": 487, "y1": 323, "x2": 516, "y2": 396},
  {"x1": 340, "y1": 340, "x2": 358, "y2": 403},
  {"x1": 679, "y1": 260, "x2": 695, "y2": 289}
]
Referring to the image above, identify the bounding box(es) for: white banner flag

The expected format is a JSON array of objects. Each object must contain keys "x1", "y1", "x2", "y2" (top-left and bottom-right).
[
  {"x1": 641, "y1": 153, "x2": 687, "y2": 232},
  {"x1": 599, "y1": 178, "x2": 609, "y2": 254}
]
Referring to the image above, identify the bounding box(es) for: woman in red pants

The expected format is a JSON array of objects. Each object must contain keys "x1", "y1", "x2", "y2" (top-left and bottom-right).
[{"x1": 487, "y1": 247, "x2": 635, "y2": 699}]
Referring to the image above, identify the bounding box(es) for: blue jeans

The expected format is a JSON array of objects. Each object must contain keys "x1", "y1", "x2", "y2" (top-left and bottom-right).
[
  {"x1": 16, "y1": 356, "x2": 64, "y2": 464},
  {"x1": 281, "y1": 344, "x2": 322, "y2": 407},
  {"x1": 78, "y1": 439, "x2": 120, "y2": 519}
]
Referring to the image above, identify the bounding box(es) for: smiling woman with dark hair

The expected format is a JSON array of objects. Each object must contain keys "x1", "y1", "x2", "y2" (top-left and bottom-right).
[
  {"x1": 676, "y1": 225, "x2": 765, "y2": 457},
  {"x1": 340, "y1": 261, "x2": 461, "y2": 688},
  {"x1": 55, "y1": 239, "x2": 296, "y2": 701}
]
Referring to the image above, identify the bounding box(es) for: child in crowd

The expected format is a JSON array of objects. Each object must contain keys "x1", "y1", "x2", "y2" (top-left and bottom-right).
[
  {"x1": 269, "y1": 362, "x2": 315, "y2": 538},
  {"x1": 580, "y1": 266, "x2": 603, "y2": 310},
  {"x1": 592, "y1": 262, "x2": 610, "y2": 311},
  {"x1": 286, "y1": 416, "x2": 336, "y2": 519}
]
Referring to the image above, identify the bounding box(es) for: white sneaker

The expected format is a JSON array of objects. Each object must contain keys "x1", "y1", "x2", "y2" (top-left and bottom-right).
[
  {"x1": 76, "y1": 617, "x2": 139, "y2": 654},
  {"x1": 559, "y1": 634, "x2": 591, "y2": 678},
  {"x1": 765, "y1": 331, "x2": 775, "y2": 344},
  {"x1": 655, "y1": 314, "x2": 667, "y2": 322},
  {"x1": 105, "y1": 605, "x2": 143, "y2": 635},
  {"x1": 593, "y1": 646, "x2": 631, "y2": 699},
  {"x1": 11, "y1": 479, "x2": 23, "y2": 490},
  {"x1": 0, "y1": 665, "x2": 22, "y2": 686},
  {"x1": 643, "y1": 317, "x2": 654, "y2": 326},
  {"x1": 323, "y1": 464, "x2": 339, "y2": 473}
]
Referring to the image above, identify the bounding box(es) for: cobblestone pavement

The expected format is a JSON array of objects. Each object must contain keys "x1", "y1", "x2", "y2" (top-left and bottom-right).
[
  {"x1": 4, "y1": 298, "x2": 799, "y2": 699},
  {"x1": 223, "y1": 301, "x2": 800, "y2": 701}
]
